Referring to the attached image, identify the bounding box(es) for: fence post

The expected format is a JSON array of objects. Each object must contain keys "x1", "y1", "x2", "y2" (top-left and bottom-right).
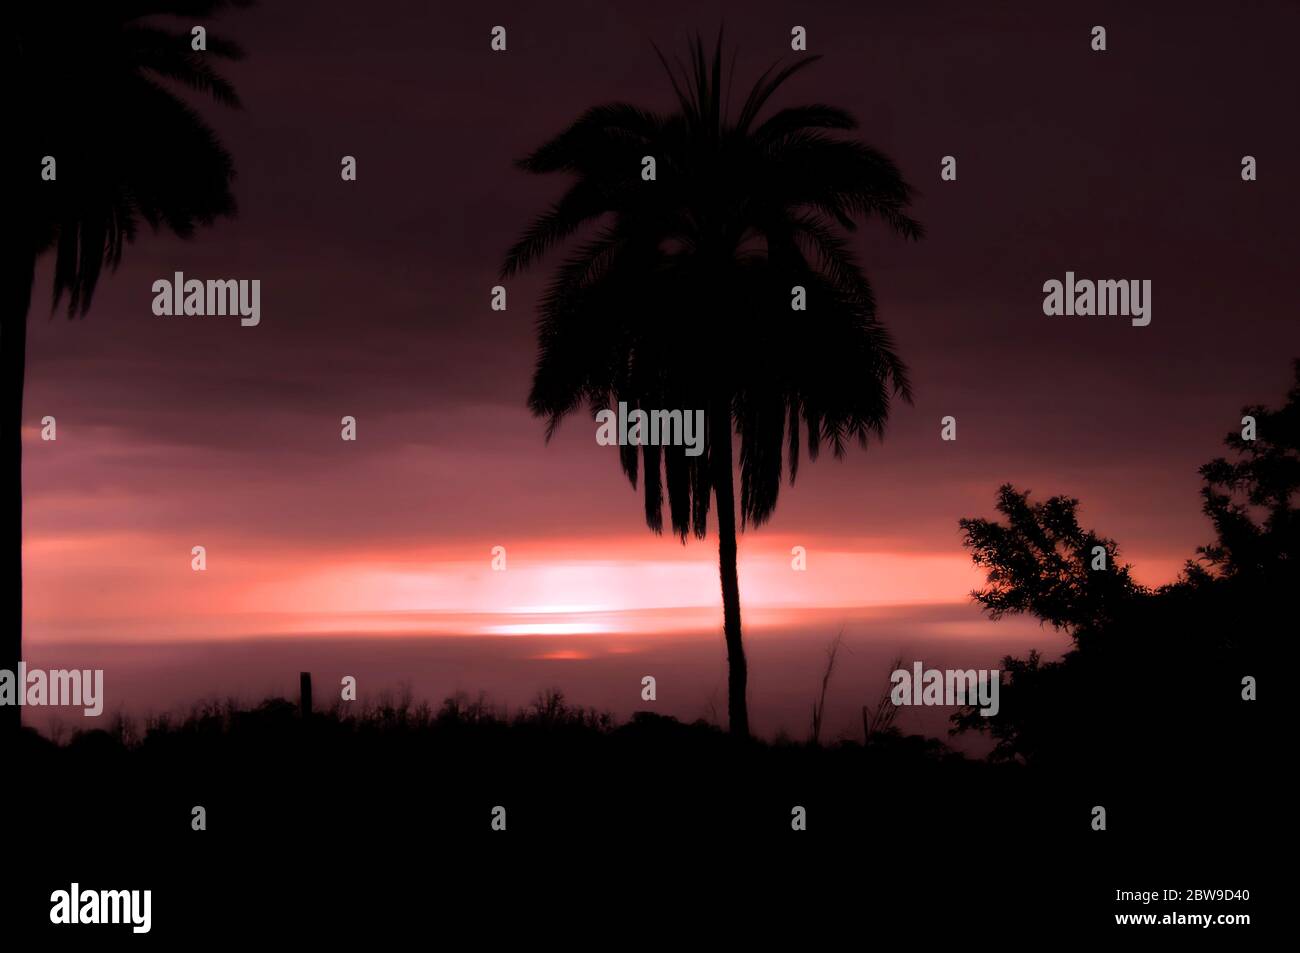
[{"x1": 300, "y1": 671, "x2": 313, "y2": 718}]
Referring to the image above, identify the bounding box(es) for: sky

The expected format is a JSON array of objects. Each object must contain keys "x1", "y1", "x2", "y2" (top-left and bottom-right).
[{"x1": 18, "y1": 1, "x2": 1300, "y2": 733}]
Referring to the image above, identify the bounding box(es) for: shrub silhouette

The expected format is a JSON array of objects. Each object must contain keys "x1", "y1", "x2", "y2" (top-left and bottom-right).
[{"x1": 952, "y1": 362, "x2": 1293, "y2": 776}]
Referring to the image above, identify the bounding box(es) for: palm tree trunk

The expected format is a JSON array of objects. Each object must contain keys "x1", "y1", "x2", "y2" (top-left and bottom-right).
[
  {"x1": 1, "y1": 248, "x2": 33, "y2": 738},
  {"x1": 711, "y1": 403, "x2": 749, "y2": 739}
]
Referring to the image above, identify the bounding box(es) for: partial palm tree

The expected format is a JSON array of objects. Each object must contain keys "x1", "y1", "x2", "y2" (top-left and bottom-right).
[
  {"x1": 503, "y1": 36, "x2": 921, "y2": 738},
  {"x1": 4, "y1": 0, "x2": 246, "y2": 735}
]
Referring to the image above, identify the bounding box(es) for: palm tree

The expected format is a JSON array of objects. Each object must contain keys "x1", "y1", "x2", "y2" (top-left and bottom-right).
[
  {"x1": 503, "y1": 36, "x2": 921, "y2": 738},
  {"x1": 4, "y1": 0, "x2": 245, "y2": 735}
]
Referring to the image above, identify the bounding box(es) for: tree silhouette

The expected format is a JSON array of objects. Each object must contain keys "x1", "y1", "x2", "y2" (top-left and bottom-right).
[
  {"x1": 4, "y1": 0, "x2": 246, "y2": 735},
  {"x1": 503, "y1": 36, "x2": 921, "y2": 737},
  {"x1": 953, "y1": 486, "x2": 1148, "y2": 764},
  {"x1": 958, "y1": 483, "x2": 1145, "y2": 650},
  {"x1": 1194, "y1": 357, "x2": 1300, "y2": 584},
  {"x1": 953, "y1": 363, "x2": 1296, "y2": 768}
]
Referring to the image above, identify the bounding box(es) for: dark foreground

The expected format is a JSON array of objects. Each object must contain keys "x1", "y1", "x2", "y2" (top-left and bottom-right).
[{"x1": 2, "y1": 692, "x2": 1273, "y2": 941}]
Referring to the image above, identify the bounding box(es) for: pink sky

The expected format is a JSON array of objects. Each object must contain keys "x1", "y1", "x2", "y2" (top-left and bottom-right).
[{"x1": 18, "y1": 0, "x2": 1295, "y2": 675}]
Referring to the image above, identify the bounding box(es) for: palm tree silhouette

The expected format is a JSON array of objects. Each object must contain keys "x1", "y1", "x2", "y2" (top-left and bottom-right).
[
  {"x1": 504, "y1": 36, "x2": 921, "y2": 738},
  {"x1": 4, "y1": 0, "x2": 245, "y2": 735}
]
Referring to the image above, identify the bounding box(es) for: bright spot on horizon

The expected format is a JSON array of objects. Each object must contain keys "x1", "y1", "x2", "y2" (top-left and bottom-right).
[{"x1": 487, "y1": 622, "x2": 606, "y2": 636}]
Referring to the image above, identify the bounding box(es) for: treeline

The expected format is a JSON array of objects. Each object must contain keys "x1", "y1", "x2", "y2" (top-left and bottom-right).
[{"x1": 951, "y1": 361, "x2": 1294, "y2": 780}]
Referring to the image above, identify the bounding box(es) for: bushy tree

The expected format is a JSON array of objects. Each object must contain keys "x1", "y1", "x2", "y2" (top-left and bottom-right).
[{"x1": 953, "y1": 364, "x2": 1295, "y2": 770}]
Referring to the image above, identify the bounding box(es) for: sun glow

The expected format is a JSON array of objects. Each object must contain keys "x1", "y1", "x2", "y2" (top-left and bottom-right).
[
  {"x1": 487, "y1": 622, "x2": 606, "y2": 636},
  {"x1": 23, "y1": 531, "x2": 988, "y2": 642}
]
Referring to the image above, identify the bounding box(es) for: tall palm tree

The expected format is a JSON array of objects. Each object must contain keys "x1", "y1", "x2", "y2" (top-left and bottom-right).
[
  {"x1": 504, "y1": 37, "x2": 921, "y2": 738},
  {"x1": 4, "y1": 0, "x2": 245, "y2": 735}
]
